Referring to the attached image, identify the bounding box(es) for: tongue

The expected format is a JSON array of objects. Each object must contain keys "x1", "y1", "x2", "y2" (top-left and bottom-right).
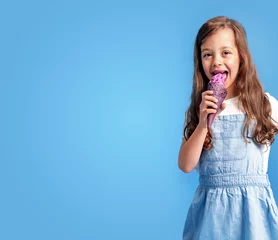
[{"x1": 210, "y1": 73, "x2": 227, "y2": 86}]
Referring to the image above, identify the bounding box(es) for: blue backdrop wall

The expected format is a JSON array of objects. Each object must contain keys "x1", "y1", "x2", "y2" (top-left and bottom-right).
[{"x1": 2, "y1": 0, "x2": 278, "y2": 239}]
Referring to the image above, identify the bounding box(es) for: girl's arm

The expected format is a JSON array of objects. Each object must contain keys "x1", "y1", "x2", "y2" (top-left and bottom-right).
[
  {"x1": 178, "y1": 125, "x2": 208, "y2": 172},
  {"x1": 178, "y1": 90, "x2": 225, "y2": 173}
]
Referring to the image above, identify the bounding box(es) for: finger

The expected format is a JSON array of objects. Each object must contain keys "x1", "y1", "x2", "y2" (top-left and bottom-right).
[
  {"x1": 204, "y1": 95, "x2": 218, "y2": 103},
  {"x1": 205, "y1": 100, "x2": 218, "y2": 109},
  {"x1": 202, "y1": 90, "x2": 214, "y2": 97},
  {"x1": 218, "y1": 103, "x2": 226, "y2": 113},
  {"x1": 206, "y1": 109, "x2": 217, "y2": 115},
  {"x1": 220, "y1": 103, "x2": 226, "y2": 111},
  {"x1": 215, "y1": 103, "x2": 226, "y2": 117},
  {"x1": 201, "y1": 108, "x2": 217, "y2": 115}
]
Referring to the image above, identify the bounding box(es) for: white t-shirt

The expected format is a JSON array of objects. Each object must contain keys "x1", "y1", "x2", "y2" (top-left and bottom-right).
[{"x1": 182, "y1": 93, "x2": 278, "y2": 173}]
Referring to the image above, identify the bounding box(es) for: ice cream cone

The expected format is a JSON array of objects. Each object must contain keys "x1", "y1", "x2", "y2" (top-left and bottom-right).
[{"x1": 207, "y1": 73, "x2": 227, "y2": 128}]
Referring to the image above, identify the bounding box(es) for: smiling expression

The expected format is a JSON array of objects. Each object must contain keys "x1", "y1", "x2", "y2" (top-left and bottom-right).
[{"x1": 201, "y1": 28, "x2": 241, "y2": 99}]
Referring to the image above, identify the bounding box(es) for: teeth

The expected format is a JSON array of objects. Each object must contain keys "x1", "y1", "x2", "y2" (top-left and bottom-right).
[{"x1": 212, "y1": 71, "x2": 228, "y2": 75}]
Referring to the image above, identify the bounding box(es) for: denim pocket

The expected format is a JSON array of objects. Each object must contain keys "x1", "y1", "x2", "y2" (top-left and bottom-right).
[{"x1": 202, "y1": 137, "x2": 247, "y2": 162}]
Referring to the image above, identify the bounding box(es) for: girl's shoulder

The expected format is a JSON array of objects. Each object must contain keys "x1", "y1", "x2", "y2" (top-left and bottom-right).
[
  {"x1": 265, "y1": 92, "x2": 278, "y2": 104},
  {"x1": 265, "y1": 92, "x2": 278, "y2": 123}
]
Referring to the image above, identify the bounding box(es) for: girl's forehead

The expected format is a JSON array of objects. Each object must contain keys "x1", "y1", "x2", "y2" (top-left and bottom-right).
[{"x1": 201, "y1": 28, "x2": 236, "y2": 49}]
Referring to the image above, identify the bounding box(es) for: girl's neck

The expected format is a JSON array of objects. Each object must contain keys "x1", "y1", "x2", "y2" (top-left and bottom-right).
[{"x1": 225, "y1": 83, "x2": 239, "y2": 100}]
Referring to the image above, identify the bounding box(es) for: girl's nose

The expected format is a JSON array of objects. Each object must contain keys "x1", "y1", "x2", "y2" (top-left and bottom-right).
[{"x1": 212, "y1": 56, "x2": 223, "y2": 67}]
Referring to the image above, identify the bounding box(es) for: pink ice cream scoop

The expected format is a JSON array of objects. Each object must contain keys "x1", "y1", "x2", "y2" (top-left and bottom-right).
[{"x1": 207, "y1": 73, "x2": 227, "y2": 128}]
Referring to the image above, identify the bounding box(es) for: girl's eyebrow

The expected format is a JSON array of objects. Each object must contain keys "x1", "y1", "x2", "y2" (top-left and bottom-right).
[
  {"x1": 201, "y1": 46, "x2": 234, "y2": 52},
  {"x1": 201, "y1": 48, "x2": 210, "y2": 52},
  {"x1": 221, "y1": 46, "x2": 234, "y2": 50}
]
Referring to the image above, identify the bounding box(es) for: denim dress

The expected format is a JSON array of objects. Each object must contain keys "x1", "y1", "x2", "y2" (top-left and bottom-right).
[{"x1": 183, "y1": 114, "x2": 278, "y2": 240}]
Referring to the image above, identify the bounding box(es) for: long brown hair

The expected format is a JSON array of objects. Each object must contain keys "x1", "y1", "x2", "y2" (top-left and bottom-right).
[{"x1": 184, "y1": 16, "x2": 277, "y2": 149}]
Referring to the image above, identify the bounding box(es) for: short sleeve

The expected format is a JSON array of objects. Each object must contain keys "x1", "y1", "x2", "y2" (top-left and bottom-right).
[{"x1": 265, "y1": 92, "x2": 278, "y2": 126}]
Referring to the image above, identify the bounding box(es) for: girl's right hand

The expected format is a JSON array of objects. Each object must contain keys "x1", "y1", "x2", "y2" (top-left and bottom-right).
[{"x1": 198, "y1": 90, "x2": 221, "y2": 128}]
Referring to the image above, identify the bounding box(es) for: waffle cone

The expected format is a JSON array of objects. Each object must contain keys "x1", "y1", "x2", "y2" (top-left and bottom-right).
[{"x1": 207, "y1": 82, "x2": 227, "y2": 128}]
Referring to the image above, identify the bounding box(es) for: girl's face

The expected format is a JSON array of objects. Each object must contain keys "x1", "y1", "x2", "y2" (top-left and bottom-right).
[{"x1": 201, "y1": 28, "x2": 240, "y2": 98}]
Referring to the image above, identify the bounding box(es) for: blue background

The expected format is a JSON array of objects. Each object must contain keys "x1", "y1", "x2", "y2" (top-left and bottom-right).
[{"x1": 1, "y1": 0, "x2": 278, "y2": 239}]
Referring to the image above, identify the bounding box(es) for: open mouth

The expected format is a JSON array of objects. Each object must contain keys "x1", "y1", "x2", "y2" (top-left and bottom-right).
[{"x1": 212, "y1": 70, "x2": 228, "y2": 76}]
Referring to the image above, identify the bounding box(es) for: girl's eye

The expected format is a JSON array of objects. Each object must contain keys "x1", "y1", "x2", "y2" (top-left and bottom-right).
[
  {"x1": 203, "y1": 53, "x2": 211, "y2": 58},
  {"x1": 223, "y1": 51, "x2": 231, "y2": 55}
]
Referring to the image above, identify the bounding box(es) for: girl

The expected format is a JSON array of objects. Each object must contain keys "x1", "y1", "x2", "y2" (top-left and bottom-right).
[{"x1": 178, "y1": 16, "x2": 278, "y2": 239}]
